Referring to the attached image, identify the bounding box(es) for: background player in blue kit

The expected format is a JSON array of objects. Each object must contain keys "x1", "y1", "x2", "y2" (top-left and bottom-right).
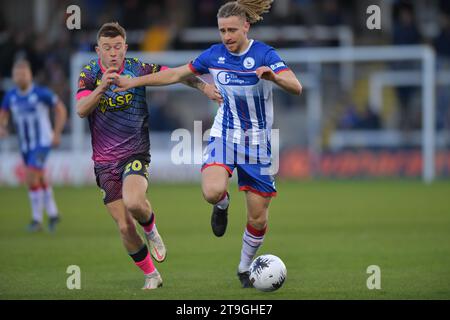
[
  {"x1": 113, "y1": 0, "x2": 302, "y2": 288},
  {"x1": 0, "y1": 59, "x2": 67, "y2": 232}
]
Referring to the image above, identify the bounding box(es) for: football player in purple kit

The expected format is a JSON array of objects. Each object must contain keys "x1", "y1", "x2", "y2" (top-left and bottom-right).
[
  {"x1": 113, "y1": 1, "x2": 302, "y2": 288},
  {"x1": 76, "y1": 22, "x2": 218, "y2": 290}
]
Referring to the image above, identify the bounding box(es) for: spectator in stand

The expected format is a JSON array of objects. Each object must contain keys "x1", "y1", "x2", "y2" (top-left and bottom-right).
[
  {"x1": 434, "y1": 13, "x2": 450, "y2": 130},
  {"x1": 392, "y1": 2, "x2": 422, "y2": 131}
]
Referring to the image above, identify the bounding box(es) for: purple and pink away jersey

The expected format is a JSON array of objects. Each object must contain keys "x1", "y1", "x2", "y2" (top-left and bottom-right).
[{"x1": 76, "y1": 58, "x2": 163, "y2": 162}]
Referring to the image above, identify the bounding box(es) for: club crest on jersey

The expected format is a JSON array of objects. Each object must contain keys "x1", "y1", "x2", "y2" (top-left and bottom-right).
[
  {"x1": 28, "y1": 94, "x2": 38, "y2": 105},
  {"x1": 243, "y1": 57, "x2": 255, "y2": 69}
]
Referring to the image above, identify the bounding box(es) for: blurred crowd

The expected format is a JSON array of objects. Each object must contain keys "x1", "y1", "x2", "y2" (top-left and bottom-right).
[{"x1": 0, "y1": 0, "x2": 450, "y2": 132}]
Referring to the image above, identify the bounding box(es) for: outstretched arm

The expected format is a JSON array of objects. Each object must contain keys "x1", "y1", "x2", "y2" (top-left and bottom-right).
[
  {"x1": 114, "y1": 64, "x2": 223, "y2": 103},
  {"x1": 113, "y1": 64, "x2": 194, "y2": 92},
  {"x1": 181, "y1": 76, "x2": 206, "y2": 92},
  {"x1": 181, "y1": 76, "x2": 224, "y2": 104},
  {"x1": 256, "y1": 67, "x2": 302, "y2": 96}
]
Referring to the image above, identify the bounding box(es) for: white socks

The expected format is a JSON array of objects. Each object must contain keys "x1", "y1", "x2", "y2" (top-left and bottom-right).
[
  {"x1": 238, "y1": 224, "x2": 266, "y2": 273},
  {"x1": 216, "y1": 193, "x2": 229, "y2": 210},
  {"x1": 28, "y1": 186, "x2": 59, "y2": 222},
  {"x1": 29, "y1": 189, "x2": 44, "y2": 223},
  {"x1": 43, "y1": 186, "x2": 59, "y2": 218}
]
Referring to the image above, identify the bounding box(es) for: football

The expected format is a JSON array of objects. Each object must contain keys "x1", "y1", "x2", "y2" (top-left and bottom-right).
[{"x1": 249, "y1": 254, "x2": 287, "y2": 292}]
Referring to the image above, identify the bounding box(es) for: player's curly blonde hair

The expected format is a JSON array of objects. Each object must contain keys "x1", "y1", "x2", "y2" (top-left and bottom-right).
[{"x1": 217, "y1": 0, "x2": 274, "y2": 24}]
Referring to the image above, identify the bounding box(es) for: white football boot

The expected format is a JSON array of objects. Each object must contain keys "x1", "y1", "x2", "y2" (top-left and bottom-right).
[
  {"x1": 145, "y1": 225, "x2": 167, "y2": 263},
  {"x1": 142, "y1": 269, "x2": 163, "y2": 290}
]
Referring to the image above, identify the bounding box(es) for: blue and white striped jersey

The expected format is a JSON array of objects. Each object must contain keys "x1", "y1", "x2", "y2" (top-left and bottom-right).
[
  {"x1": 189, "y1": 40, "x2": 289, "y2": 145},
  {"x1": 1, "y1": 84, "x2": 58, "y2": 152}
]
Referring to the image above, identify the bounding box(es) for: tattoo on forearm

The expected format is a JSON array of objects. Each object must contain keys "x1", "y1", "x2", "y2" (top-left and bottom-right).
[{"x1": 183, "y1": 76, "x2": 206, "y2": 91}]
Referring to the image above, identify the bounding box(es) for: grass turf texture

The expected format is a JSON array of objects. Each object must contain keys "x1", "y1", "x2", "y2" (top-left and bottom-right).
[{"x1": 0, "y1": 180, "x2": 449, "y2": 300}]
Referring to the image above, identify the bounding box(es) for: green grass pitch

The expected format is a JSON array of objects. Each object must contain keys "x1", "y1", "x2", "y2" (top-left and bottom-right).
[{"x1": 0, "y1": 180, "x2": 449, "y2": 299}]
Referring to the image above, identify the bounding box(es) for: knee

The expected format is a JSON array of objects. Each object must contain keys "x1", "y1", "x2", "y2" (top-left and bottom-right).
[
  {"x1": 202, "y1": 185, "x2": 226, "y2": 205},
  {"x1": 248, "y1": 213, "x2": 268, "y2": 231},
  {"x1": 26, "y1": 172, "x2": 40, "y2": 188},
  {"x1": 123, "y1": 198, "x2": 147, "y2": 217}
]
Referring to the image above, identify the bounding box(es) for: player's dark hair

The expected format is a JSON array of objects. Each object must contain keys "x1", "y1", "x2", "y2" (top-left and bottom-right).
[
  {"x1": 217, "y1": 0, "x2": 273, "y2": 24},
  {"x1": 97, "y1": 22, "x2": 126, "y2": 42}
]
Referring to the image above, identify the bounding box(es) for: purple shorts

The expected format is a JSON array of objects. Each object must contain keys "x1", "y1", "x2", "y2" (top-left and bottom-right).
[{"x1": 94, "y1": 153, "x2": 150, "y2": 205}]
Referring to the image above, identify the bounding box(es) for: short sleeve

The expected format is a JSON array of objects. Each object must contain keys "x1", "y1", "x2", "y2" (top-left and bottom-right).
[
  {"x1": 37, "y1": 87, "x2": 58, "y2": 108},
  {"x1": 189, "y1": 47, "x2": 212, "y2": 75},
  {"x1": 141, "y1": 62, "x2": 163, "y2": 76},
  {"x1": 77, "y1": 64, "x2": 97, "y2": 100},
  {"x1": 1, "y1": 91, "x2": 12, "y2": 111},
  {"x1": 264, "y1": 49, "x2": 289, "y2": 74}
]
